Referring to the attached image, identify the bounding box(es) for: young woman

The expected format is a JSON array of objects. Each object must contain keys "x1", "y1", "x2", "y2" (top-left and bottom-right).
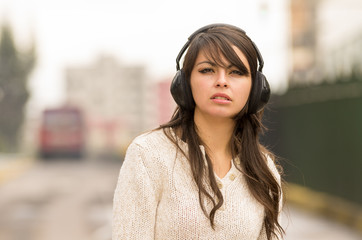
[{"x1": 113, "y1": 24, "x2": 284, "y2": 240}]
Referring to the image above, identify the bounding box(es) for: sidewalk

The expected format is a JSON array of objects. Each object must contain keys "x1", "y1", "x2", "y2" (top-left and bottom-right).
[
  {"x1": 282, "y1": 205, "x2": 362, "y2": 240},
  {"x1": 0, "y1": 153, "x2": 34, "y2": 185},
  {"x1": 286, "y1": 183, "x2": 362, "y2": 237}
]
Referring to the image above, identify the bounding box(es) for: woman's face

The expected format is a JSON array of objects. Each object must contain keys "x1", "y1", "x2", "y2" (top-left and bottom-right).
[{"x1": 190, "y1": 46, "x2": 252, "y2": 120}]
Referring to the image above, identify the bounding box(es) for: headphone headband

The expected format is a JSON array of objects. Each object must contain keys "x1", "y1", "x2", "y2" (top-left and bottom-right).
[{"x1": 175, "y1": 23, "x2": 264, "y2": 72}]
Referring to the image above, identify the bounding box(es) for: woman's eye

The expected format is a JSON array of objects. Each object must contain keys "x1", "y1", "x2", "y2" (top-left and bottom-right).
[
  {"x1": 199, "y1": 68, "x2": 214, "y2": 74},
  {"x1": 230, "y1": 70, "x2": 243, "y2": 76}
]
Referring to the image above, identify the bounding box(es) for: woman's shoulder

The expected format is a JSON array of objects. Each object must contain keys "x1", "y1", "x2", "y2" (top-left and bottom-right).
[
  {"x1": 264, "y1": 154, "x2": 282, "y2": 182},
  {"x1": 131, "y1": 128, "x2": 171, "y2": 149},
  {"x1": 126, "y1": 128, "x2": 179, "y2": 163}
]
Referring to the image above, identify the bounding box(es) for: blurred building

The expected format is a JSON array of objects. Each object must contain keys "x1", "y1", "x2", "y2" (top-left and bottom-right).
[
  {"x1": 289, "y1": 0, "x2": 362, "y2": 85},
  {"x1": 65, "y1": 55, "x2": 157, "y2": 158},
  {"x1": 316, "y1": 0, "x2": 362, "y2": 81},
  {"x1": 289, "y1": 0, "x2": 318, "y2": 84},
  {"x1": 156, "y1": 78, "x2": 176, "y2": 126}
]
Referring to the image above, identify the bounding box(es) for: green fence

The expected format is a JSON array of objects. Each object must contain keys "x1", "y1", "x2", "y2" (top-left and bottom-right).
[{"x1": 262, "y1": 81, "x2": 362, "y2": 205}]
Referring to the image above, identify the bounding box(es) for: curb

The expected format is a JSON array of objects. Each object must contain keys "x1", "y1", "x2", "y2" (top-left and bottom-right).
[
  {"x1": 0, "y1": 156, "x2": 35, "y2": 185},
  {"x1": 286, "y1": 183, "x2": 362, "y2": 235}
]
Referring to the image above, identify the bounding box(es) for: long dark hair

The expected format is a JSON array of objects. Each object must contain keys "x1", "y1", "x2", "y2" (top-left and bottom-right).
[{"x1": 159, "y1": 25, "x2": 284, "y2": 239}]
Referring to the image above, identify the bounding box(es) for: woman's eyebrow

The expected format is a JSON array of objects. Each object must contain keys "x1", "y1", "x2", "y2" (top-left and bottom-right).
[
  {"x1": 195, "y1": 61, "x2": 216, "y2": 66},
  {"x1": 196, "y1": 62, "x2": 245, "y2": 70}
]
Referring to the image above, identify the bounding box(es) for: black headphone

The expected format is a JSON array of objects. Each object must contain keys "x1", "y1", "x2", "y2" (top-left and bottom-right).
[{"x1": 170, "y1": 23, "x2": 270, "y2": 114}]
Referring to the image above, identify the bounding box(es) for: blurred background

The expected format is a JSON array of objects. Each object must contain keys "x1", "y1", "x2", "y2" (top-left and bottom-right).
[{"x1": 0, "y1": 0, "x2": 361, "y2": 239}]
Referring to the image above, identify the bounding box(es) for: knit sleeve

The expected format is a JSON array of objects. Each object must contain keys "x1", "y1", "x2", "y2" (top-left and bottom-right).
[
  {"x1": 112, "y1": 141, "x2": 160, "y2": 240},
  {"x1": 257, "y1": 156, "x2": 283, "y2": 240}
]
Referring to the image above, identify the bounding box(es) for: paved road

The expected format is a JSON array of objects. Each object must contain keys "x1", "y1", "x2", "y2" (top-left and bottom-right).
[
  {"x1": 0, "y1": 159, "x2": 361, "y2": 240},
  {"x1": 0, "y1": 159, "x2": 119, "y2": 240},
  {"x1": 281, "y1": 205, "x2": 361, "y2": 240}
]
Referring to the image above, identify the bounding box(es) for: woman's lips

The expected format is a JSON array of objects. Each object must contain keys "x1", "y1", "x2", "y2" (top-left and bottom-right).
[{"x1": 211, "y1": 93, "x2": 232, "y2": 104}]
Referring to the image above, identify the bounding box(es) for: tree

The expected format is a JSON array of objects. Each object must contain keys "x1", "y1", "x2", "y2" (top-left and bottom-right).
[{"x1": 0, "y1": 22, "x2": 36, "y2": 152}]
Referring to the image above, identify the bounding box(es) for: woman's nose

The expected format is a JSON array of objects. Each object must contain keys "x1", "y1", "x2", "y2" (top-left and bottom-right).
[{"x1": 215, "y1": 71, "x2": 228, "y2": 87}]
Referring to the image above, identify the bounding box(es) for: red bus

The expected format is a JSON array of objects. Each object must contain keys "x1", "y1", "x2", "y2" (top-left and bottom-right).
[{"x1": 38, "y1": 106, "x2": 85, "y2": 159}]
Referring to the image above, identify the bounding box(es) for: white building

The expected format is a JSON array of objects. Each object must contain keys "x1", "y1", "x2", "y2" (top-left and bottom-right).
[
  {"x1": 289, "y1": 0, "x2": 362, "y2": 85},
  {"x1": 65, "y1": 55, "x2": 157, "y2": 157},
  {"x1": 316, "y1": 0, "x2": 362, "y2": 81}
]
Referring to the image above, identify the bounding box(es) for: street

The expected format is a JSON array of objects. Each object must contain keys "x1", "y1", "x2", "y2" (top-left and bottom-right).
[
  {"x1": 0, "y1": 159, "x2": 119, "y2": 240},
  {"x1": 0, "y1": 159, "x2": 361, "y2": 240}
]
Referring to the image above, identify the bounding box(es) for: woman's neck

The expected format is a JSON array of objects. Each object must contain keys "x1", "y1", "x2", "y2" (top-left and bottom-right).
[{"x1": 194, "y1": 112, "x2": 235, "y2": 159}]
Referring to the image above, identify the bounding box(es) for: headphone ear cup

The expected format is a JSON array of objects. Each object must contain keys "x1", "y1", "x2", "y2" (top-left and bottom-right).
[
  {"x1": 248, "y1": 71, "x2": 271, "y2": 114},
  {"x1": 170, "y1": 70, "x2": 195, "y2": 110}
]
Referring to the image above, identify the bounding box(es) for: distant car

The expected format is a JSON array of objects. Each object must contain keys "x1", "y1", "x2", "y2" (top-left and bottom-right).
[{"x1": 38, "y1": 106, "x2": 85, "y2": 159}]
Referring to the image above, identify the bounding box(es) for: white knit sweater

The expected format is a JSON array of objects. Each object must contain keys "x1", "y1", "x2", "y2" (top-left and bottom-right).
[{"x1": 113, "y1": 129, "x2": 282, "y2": 240}]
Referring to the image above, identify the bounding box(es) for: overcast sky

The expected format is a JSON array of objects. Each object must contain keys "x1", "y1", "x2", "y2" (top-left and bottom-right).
[{"x1": 0, "y1": 0, "x2": 289, "y2": 113}]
